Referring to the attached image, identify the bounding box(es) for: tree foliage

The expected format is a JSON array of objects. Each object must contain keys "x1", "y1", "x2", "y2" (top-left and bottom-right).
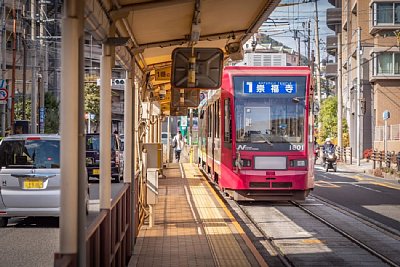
[
  {"x1": 14, "y1": 96, "x2": 31, "y2": 121},
  {"x1": 44, "y1": 92, "x2": 60, "y2": 133},
  {"x1": 84, "y1": 82, "x2": 100, "y2": 131},
  {"x1": 317, "y1": 96, "x2": 349, "y2": 146}
]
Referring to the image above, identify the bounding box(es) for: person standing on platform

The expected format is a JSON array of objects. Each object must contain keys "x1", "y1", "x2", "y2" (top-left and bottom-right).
[{"x1": 172, "y1": 131, "x2": 184, "y2": 162}]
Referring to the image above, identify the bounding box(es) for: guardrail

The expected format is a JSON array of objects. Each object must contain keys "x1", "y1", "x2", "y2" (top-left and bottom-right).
[
  {"x1": 336, "y1": 147, "x2": 352, "y2": 164},
  {"x1": 371, "y1": 150, "x2": 400, "y2": 171},
  {"x1": 55, "y1": 182, "x2": 135, "y2": 267}
]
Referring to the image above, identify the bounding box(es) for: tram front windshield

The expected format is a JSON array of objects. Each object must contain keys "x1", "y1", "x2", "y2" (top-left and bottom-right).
[{"x1": 234, "y1": 75, "x2": 307, "y2": 152}]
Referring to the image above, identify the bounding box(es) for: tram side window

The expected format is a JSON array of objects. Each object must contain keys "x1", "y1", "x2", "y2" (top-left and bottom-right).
[
  {"x1": 224, "y1": 98, "x2": 232, "y2": 144},
  {"x1": 208, "y1": 106, "x2": 211, "y2": 138},
  {"x1": 216, "y1": 100, "x2": 220, "y2": 139}
]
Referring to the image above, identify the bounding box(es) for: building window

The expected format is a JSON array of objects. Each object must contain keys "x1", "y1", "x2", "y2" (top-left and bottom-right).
[
  {"x1": 373, "y1": 2, "x2": 400, "y2": 25},
  {"x1": 374, "y1": 52, "x2": 400, "y2": 75}
]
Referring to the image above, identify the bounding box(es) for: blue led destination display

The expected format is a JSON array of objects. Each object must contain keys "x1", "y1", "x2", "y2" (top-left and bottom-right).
[{"x1": 243, "y1": 81, "x2": 297, "y2": 94}]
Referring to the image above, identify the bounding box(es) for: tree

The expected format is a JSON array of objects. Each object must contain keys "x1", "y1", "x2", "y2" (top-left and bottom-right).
[
  {"x1": 84, "y1": 82, "x2": 100, "y2": 131},
  {"x1": 14, "y1": 96, "x2": 31, "y2": 121},
  {"x1": 14, "y1": 93, "x2": 59, "y2": 133},
  {"x1": 44, "y1": 92, "x2": 60, "y2": 133},
  {"x1": 317, "y1": 96, "x2": 349, "y2": 146}
]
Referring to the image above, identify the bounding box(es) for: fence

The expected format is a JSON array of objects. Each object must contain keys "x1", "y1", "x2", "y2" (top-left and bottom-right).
[
  {"x1": 371, "y1": 150, "x2": 400, "y2": 172},
  {"x1": 336, "y1": 147, "x2": 352, "y2": 164},
  {"x1": 374, "y1": 124, "x2": 400, "y2": 141}
]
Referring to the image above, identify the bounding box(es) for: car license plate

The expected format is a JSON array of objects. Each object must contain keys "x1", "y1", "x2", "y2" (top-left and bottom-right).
[
  {"x1": 93, "y1": 169, "x2": 100, "y2": 175},
  {"x1": 24, "y1": 179, "x2": 43, "y2": 189}
]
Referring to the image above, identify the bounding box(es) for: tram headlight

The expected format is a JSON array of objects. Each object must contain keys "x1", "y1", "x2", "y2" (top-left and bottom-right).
[{"x1": 290, "y1": 159, "x2": 307, "y2": 167}]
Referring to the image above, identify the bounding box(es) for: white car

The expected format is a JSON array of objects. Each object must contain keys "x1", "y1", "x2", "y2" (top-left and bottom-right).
[{"x1": 0, "y1": 134, "x2": 61, "y2": 227}]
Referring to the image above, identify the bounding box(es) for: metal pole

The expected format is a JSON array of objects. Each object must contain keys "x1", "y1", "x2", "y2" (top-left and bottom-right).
[
  {"x1": 131, "y1": 63, "x2": 138, "y2": 246},
  {"x1": 31, "y1": 0, "x2": 37, "y2": 133},
  {"x1": 77, "y1": 2, "x2": 86, "y2": 265},
  {"x1": 1, "y1": 1, "x2": 6, "y2": 136},
  {"x1": 124, "y1": 69, "x2": 133, "y2": 183},
  {"x1": 10, "y1": 3, "x2": 16, "y2": 131},
  {"x1": 39, "y1": 0, "x2": 46, "y2": 133},
  {"x1": 297, "y1": 31, "x2": 301, "y2": 66},
  {"x1": 356, "y1": 27, "x2": 361, "y2": 166},
  {"x1": 167, "y1": 116, "x2": 170, "y2": 163},
  {"x1": 59, "y1": 0, "x2": 79, "y2": 258},
  {"x1": 88, "y1": 112, "x2": 91, "y2": 133},
  {"x1": 384, "y1": 120, "x2": 387, "y2": 156},
  {"x1": 307, "y1": 19, "x2": 311, "y2": 67},
  {"x1": 100, "y1": 44, "x2": 112, "y2": 210},
  {"x1": 337, "y1": 33, "x2": 343, "y2": 148},
  {"x1": 314, "y1": 0, "x2": 322, "y2": 109}
]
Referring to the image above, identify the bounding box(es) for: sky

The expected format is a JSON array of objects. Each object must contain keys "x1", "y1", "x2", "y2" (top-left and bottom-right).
[{"x1": 262, "y1": 0, "x2": 335, "y2": 60}]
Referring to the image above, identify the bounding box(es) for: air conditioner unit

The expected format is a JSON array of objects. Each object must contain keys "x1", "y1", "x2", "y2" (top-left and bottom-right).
[
  {"x1": 96, "y1": 79, "x2": 126, "y2": 86},
  {"x1": 113, "y1": 79, "x2": 125, "y2": 85}
]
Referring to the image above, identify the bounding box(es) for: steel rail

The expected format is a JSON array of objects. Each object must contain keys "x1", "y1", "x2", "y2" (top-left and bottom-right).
[{"x1": 291, "y1": 200, "x2": 400, "y2": 267}]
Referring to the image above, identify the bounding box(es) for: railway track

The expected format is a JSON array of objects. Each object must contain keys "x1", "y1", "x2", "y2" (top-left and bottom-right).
[
  {"x1": 231, "y1": 196, "x2": 400, "y2": 267},
  {"x1": 200, "y1": 165, "x2": 400, "y2": 266},
  {"x1": 291, "y1": 199, "x2": 400, "y2": 267}
]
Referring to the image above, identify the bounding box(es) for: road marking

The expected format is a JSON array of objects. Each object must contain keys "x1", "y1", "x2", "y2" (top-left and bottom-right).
[
  {"x1": 370, "y1": 182, "x2": 400, "y2": 190},
  {"x1": 352, "y1": 184, "x2": 381, "y2": 193},
  {"x1": 315, "y1": 181, "x2": 340, "y2": 188},
  {"x1": 319, "y1": 174, "x2": 331, "y2": 180}
]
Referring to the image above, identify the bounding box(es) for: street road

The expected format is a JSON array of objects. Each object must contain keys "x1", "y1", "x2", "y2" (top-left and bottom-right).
[
  {"x1": 0, "y1": 183, "x2": 124, "y2": 267},
  {"x1": 313, "y1": 164, "x2": 400, "y2": 232}
]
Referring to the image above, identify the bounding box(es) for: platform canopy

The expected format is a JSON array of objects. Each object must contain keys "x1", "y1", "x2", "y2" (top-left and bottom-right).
[{"x1": 84, "y1": 0, "x2": 280, "y2": 114}]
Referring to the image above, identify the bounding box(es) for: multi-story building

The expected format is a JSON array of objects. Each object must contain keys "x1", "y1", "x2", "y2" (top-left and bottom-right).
[
  {"x1": 369, "y1": 0, "x2": 400, "y2": 152},
  {"x1": 234, "y1": 35, "x2": 300, "y2": 67},
  {"x1": 342, "y1": 0, "x2": 373, "y2": 156},
  {"x1": 327, "y1": 0, "x2": 400, "y2": 155},
  {"x1": 0, "y1": 1, "x2": 125, "y2": 135}
]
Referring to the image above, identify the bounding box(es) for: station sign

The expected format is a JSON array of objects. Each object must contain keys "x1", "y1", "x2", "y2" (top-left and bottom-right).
[
  {"x1": 155, "y1": 67, "x2": 171, "y2": 81},
  {"x1": 243, "y1": 81, "x2": 297, "y2": 94}
]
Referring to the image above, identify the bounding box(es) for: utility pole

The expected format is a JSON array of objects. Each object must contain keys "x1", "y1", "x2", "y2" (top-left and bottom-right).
[
  {"x1": 314, "y1": 0, "x2": 322, "y2": 109},
  {"x1": 294, "y1": 30, "x2": 301, "y2": 66},
  {"x1": 337, "y1": 32, "x2": 343, "y2": 148},
  {"x1": 22, "y1": 2, "x2": 27, "y2": 120},
  {"x1": 10, "y1": 0, "x2": 16, "y2": 131},
  {"x1": 39, "y1": 0, "x2": 45, "y2": 133},
  {"x1": 356, "y1": 27, "x2": 361, "y2": 166},
  {"x1": 307, "y1": 19, "x2": 311, "y2": 67},
  {"x1": 31, "y1": 0, "x2": 37, "y2": 133},
  {"x1": 1, "y1": 1, "x2": 6, "y2": 136}
]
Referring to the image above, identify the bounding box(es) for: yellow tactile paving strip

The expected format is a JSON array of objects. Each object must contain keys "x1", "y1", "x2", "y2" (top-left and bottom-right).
[{"x1": 130, "y1": 163, "x2": 255, "y2": 267}]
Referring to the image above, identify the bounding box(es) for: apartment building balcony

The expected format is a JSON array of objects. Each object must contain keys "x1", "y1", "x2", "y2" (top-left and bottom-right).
[
  {"x1": 326, "y1": 35, "x2": 338, "y2": 56},
  {"x1": 326, "y1": 8, "x2": 342, "y2": 32},
  {"x1": 112, "y1": 102, "x2": 124, "y2": 115},
  {"x1": 325, "y1": 63, "x2": 337, "y2": 79}
]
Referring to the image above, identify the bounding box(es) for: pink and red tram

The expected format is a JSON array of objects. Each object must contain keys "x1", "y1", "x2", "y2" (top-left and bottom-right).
[{"x1": 198, "y1": 66, "x2": 315, "y2": 201}]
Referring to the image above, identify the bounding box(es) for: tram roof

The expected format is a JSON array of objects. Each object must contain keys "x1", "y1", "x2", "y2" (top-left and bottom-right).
[{"x1": 85, "y1": 0, "x2": 280, "y2": 114}]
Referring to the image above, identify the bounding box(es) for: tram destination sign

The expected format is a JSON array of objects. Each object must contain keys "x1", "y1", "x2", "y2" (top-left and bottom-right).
[{"x1": 243, "y1": 81, "x2": 297, "y2": 94}]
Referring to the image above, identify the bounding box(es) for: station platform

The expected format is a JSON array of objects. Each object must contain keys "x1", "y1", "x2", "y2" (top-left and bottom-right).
[{"x1": 129, "y1": 162, "x2": 267, "y2": 267}]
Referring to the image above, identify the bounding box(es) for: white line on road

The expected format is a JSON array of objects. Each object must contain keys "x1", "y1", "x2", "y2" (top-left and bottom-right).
[{"x1": 352, "y1": 183, "x2": 382, "y2": 193}]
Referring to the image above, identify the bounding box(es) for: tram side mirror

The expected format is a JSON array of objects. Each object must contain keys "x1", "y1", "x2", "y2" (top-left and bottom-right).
[{"x1": 171, "y1": 47, "x2": 224, "y2": 89}]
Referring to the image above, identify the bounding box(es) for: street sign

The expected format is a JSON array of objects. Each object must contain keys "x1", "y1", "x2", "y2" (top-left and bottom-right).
[
  {"x1": 383, "y1": 110, "x2": 390, "y2": 120},
  {"x1": 0, "y1": 88, "x2": 8, "y2": 101}
]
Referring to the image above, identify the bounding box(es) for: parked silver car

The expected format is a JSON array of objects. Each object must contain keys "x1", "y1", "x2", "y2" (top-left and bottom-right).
[{"x1": 0, "y1": 134, "x2": 61, "y2": 227}]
